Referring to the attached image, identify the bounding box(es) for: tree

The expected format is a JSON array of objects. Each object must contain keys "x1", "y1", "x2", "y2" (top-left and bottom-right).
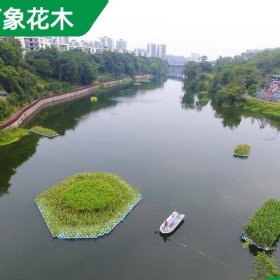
[{"x1": 0, "y1": 98, "x2": 11, "y2": 121}]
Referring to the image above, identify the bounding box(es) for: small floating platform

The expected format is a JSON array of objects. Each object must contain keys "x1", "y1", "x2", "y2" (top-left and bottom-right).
[
  {"x1": 160, "y1": 211, "x2": 185, "y2": 235},
  {"x1": 30, "y1": 126, "x2": 59, "y2": 138},
  {"x1": 90, "y1": 96, "x2": 98, "y2": 103},
  {"x1": 233, "y1": 144, "x2": 250, "y2": 158}
]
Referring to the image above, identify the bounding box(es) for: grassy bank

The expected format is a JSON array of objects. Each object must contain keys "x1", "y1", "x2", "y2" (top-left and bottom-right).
[
  {"x1": 242, "y1": 97, "x2": 280, "y2": 120},
  {"x1": 244, "y1": 199, "x2": 280, "y2": 249},
  {"x1": 0, "y1": 128, "x2": 30, "y2": 146},
  {"x1": 35, "y1": 172, "x2": 141, "y2": 239}
]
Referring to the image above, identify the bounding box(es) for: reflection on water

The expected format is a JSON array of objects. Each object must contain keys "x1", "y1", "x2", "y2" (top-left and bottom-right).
[
  {"x1": 181, "y1": 90, "x2": 280, "y2": 131},
  {"x1": 0, "y1": 134, "x2": 39, "y2": 196}
]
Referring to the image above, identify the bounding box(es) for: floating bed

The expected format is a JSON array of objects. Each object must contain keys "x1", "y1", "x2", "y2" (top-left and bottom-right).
[
  {"x1": 243, "y1": 199, "x2": 280, "y2": 251},
  {"x1": 234, "y1": 144, "x2": 250, "y2": 158},
  {"x1": 30, "y1": 126, "x2": 59, "y2": 138},
  {"x1": 90, "y1": 96, "x2": 98, "y2": 103},
  {"x1": 35, "y1": 172, "x2": 142, "y2": 239}
]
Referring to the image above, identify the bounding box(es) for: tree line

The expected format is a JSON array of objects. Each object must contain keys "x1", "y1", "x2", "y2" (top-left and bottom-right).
[
  {"x1": 0, "y1": 38, "x2": 167, "y2": 122},
  {"x1": 183, "y1": 49, "x2": 280, "y2": 105}
]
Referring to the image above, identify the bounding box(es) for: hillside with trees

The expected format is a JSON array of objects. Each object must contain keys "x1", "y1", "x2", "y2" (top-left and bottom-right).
[
  {"x1": 0, "y1": 38, "x2": 167, "y2": 122},
  {"x1": 183, "y1": 49, "x2": 280, "y2": 106}
]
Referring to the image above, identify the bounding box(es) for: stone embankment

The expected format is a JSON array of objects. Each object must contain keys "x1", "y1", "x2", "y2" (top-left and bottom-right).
[{"x1": 0, "y1": 75, "x2": 151, "y2": 130}]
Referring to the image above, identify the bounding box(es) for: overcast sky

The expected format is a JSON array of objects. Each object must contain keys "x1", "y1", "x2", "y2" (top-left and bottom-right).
[{"x1": 80, "y1": 0, "x2": 280, "y2": 59}]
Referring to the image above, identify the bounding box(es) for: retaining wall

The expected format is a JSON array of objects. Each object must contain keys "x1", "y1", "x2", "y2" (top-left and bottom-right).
[{"x1": 0, "y1": 75, "x2": 152, "y2": 130}]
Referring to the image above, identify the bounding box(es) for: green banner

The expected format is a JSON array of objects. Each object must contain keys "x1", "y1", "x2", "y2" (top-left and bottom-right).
[{"x1": 0, "y1": 0, "x2": 108, "y2": 36}]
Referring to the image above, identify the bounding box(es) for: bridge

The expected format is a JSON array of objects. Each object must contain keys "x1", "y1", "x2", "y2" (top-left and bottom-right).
[{"x1": 168, "y1": 64, "x2": 185, "y2": 79}]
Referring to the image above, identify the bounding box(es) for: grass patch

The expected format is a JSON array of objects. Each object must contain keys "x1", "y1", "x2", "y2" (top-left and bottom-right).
[
  {"x1": 59, "y1": 179, "x2": 116, "y2": 212},
  {"x1": 244, "y1": 199, "x2": 280, "y2": 249},
  {"x1": 234, "y1": 144, "x2": 250, "y2": 157},
  {"x1": 0, "y1": 128, "x2": 30, "y2": 146},
  {"x1": 30, "y1": 126, "x2": 58, "y2": 138},
  {"x1": 243, "y1": 97, "x2": 280, "y2": 120},
  {"x1": 35, "y1": 172, "x2": 142, "y2": 239}
]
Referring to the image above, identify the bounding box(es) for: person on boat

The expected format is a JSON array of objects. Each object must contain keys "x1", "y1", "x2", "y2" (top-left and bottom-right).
[{"x1": 164, "y1": 220, "x2": 168, "y2": 228}]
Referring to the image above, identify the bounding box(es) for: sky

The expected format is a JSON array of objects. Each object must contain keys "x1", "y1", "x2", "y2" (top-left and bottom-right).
[{"x1": 81, "y1": 0, "x2": 280, "y2": 59}]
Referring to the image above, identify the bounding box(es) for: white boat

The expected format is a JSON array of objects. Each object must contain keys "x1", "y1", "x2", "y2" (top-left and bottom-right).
[{"x1": 160, "y1": 211, "x2": 185, "y2": 235}]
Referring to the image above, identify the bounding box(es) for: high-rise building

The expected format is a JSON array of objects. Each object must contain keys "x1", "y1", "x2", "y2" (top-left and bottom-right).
[
  {"x1": 16, "y1": 37, "x2": 45, "y2": 52},
  {"x1": 100, "y1": 36, "x2": 114, "y2": 49},
  {"x1": 134, "y1": 48, "x2": 147, "y2": 57},
  {"x1": 157, "y1": 44, "x2": 167, "y2": 60},
  {"x1": 116, "y1": 39, "x2": 127, "y2": 50},
  {"x1": 190, "y1": 53, "x2": 200, "y2": 62},
  {"x1": 57, "y1": 37, "x2": 70, "y2": 45},
  {"x1": 92, "y1": 41, "x2": 102, "y2": 49},
  {"x1": 147, "y1": 44, "x2": 157, "y2": 58}
]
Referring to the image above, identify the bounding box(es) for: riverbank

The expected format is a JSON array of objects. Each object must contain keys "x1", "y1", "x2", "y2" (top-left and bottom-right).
[
  {"x1": 0, "y1": 75, "x2": 152, "y2": 131},
  {"x1": 241, "y1": 96, "x2": 280, "y2": 120},
  {"x1": 0, "y1": 129, "x2": 30, "y2": 146}
]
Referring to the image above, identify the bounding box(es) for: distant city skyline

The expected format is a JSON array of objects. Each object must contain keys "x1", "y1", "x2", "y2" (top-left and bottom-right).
[{"x1": 79, "y1": 0, "x2": 280, "y2": 60}]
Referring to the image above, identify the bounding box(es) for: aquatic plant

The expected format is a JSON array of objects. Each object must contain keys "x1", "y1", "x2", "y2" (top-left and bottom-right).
[
  {"x1": 234, "y1": 144, "x2": 251, "y2": 157},
  {"x1": 0, "y1": 128, "x2": 30, "y2": 146},
  {"x1": 90, "y1": 96, "x2": 98, "y2": 103},
  {"x1": 244, "y1": 199, "x2": 280, "y2": 249},
  {"x1": 250, "y1": 252, "x2": 280, "y2": 280},
  {"x1": 35, "y1": 172, "x2": 141, "y2": 239},
  {"x1": 30, "y1": 126, "x2": 58, "y2": 138}
]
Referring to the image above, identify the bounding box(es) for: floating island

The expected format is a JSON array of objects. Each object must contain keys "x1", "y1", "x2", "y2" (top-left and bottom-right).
[
  {"x1": 90, "y1": 96, "x2": 98, "y2": 103},
  {"x1": 35, "y1": 172, "x2": 142, "y2": 239},
  {"x1": 242, "y1": 199, "x2": 280, "y2": 251},
  {"x1": 234, "y1": 144, "x2": 251, "y2": 158},
  {"x1": 30, "y1": 126, "x2": 59, "y2": 138}
]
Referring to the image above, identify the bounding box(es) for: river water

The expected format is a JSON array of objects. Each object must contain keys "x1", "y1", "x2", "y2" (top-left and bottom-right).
[{"x1": 1, "y1": 79, "x2": 280, "y2": 280}]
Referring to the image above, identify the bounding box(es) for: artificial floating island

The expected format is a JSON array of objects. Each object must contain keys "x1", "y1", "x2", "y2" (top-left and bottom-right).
[
  {"x1": 30, "y1": 126, "x2": 59, "y2": 138},
  {"x1": 35, "y1": 172, "x2": 142, "y2": 239},
  {"x1": 90, "y1": 96, "x2": 98, "y2": 103},
  {"x1": 234, "y1": 144, "x2": 251, "y2": 158},
  {"x1": 242, "y1": 199, "x2": 280, "y2": 251}
]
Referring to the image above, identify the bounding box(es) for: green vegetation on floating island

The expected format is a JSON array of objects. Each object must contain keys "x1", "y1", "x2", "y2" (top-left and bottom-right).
[
  {"x1": 244, "y1": 199, "x2": 280, "y2": 249},
  {"x1": 30, "y1": 126, "x2": 58, "y2": 138},
  {"x1": 234, "y1": 144, "x2": 250, "y2": 157},
  {"x1": 35, "y1": 173, "x2": 142, "y2": 239},
  {"x1": 0, "y1": 128, "x2": 30, "y2": 146},
  {"x1": 90, "y1": 96, "x2": 98, "y2": 103}
]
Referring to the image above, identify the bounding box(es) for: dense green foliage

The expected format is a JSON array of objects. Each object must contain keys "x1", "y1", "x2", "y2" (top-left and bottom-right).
[
  {"x1": 30, "y1": 126, "x2": 58, "y2": 138},
  {"x1": 245, "y1": 199, "x2": 280, "y2": 248},
  {"x1": 59, "y1": 179, "x2": 117, "y2": 212},
  {"x1": 250, "y1": 253, "x2": 280, "y2": 280},
  {"x1": 234, "y1": 144, "x2": 250, "y2": 156},
  {"x1": 183, "y1": 49, "x2": 280, "y2": 106},
  {"x1": 0, "y1": 38, "x2": 167, "y2": 122},
  {"x1": 35, "y1": 172, "x2": 141, "y2": 238},
  {"x1": 0, "y1": 128, "x2": 29, "y2": 146}
]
